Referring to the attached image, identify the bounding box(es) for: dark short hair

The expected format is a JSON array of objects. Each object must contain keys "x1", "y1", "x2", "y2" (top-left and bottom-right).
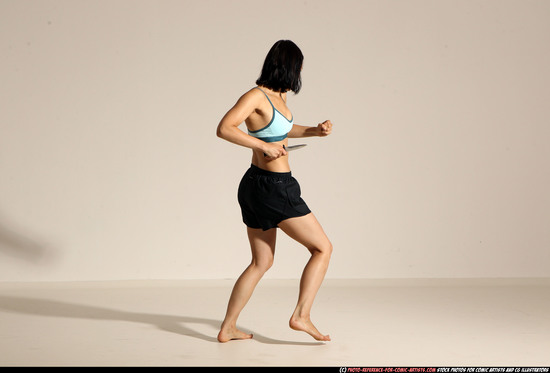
[{"x1": 256, "y1": 40, "x2": 304, "y2": 94}]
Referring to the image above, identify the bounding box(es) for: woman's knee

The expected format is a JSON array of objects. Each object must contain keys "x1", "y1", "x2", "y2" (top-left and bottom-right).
[
  {"x1": 326, "y1": 240, "x2": 333, "y2": 256},
  {"x1": 324, "y1": 240, "x2": 333, "y2": 257},
  {"x1": 312, "y1": 239, "x2": 333, "y2": 258},
  {"x1": 251, "y1": 256, "x2": 274, "y2": 273}
]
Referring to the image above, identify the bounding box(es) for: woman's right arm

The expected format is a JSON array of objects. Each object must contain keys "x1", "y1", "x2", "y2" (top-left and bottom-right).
[{"x1": 216, "y1": 90, "x2": 286, "y2": 159}]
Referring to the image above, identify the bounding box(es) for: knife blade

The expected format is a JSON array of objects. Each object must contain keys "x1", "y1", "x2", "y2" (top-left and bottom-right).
[
  {"x1": 264, "y1": 144, "x2": 307, "y2": 157},
  {"x1": 284, "y1": 144, "x2": 307, "y2": 151}
]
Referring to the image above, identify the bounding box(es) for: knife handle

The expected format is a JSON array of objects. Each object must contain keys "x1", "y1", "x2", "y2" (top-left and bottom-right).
[{"x1": 264, "y1": 145, "x2": 286, "y2": 157}]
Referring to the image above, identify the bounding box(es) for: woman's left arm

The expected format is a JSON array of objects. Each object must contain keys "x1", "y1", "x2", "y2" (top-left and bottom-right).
[{"x1": 288, "y1": 120, "x2": 333, "y2": 138}]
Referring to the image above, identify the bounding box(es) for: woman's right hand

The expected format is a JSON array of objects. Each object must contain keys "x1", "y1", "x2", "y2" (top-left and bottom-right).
[{"x1": 263, "y1": 143, "x2": 288, "y2": 160}]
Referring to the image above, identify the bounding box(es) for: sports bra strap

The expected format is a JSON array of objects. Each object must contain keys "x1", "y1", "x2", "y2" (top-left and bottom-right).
[{"x1": 255, "y1": 87, "x2": 275, "y2": 109}]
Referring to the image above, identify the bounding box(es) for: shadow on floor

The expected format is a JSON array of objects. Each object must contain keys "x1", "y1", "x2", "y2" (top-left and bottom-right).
[{"x1": 0, "y1": 295, "x2": 323, "y2": 346}]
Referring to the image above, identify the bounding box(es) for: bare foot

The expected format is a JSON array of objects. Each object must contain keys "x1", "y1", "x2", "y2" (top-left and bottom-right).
[
  {"x1": 289, "y1": 315, "x2": 331, "y2": 342},
  {"x1": 217, "y1": 325, "x2": 253, "y2": 343}
]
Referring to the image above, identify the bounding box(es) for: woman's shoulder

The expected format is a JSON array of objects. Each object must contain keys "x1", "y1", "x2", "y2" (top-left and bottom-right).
[
  {"x1": 243, "y1": 86, "x2": 264, "y2": 98},
  {"x1": 236, "y1": 86, "x2": 265, "y2": 106}
]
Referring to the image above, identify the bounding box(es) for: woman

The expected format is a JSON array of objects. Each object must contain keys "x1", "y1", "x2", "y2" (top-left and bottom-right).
[{"x1": 216, "y1": 40, "x2": 333, "y2": 342}]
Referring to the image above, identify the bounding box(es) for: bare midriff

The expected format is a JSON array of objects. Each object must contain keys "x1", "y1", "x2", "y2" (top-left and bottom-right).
[{"x1": 251, "y1": 138, "x2": 290, "y2": 173}]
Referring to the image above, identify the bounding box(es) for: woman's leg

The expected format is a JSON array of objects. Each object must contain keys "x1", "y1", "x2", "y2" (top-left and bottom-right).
[
  {"x1": 217, "y1": 227, "x2": 277, "y2": 342},
  {"x1": 278, "y1": 213, "x2": 333, "y2": 341}
]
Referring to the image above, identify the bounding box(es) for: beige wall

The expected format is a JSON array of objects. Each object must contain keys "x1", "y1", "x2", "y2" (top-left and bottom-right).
[{"x1": 1, "y1": 0, "x2": 549, "y2": 281}]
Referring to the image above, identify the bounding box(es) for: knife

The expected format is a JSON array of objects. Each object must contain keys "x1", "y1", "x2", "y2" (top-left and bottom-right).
[
  {"x1": 264, "y1": 144, "x2": 307, "y2": 157},
  {"x1": 284, "y1": 144, "x2": 307, "y2": 151}
]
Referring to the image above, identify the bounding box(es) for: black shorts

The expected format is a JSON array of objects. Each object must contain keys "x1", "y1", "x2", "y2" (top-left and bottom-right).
[{"x1": 238, "y1": 164, "x2": 311, "y2": 231}]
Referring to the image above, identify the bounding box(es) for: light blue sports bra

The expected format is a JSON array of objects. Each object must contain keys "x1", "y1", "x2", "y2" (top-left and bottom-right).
[{"x1": 248, "y1": 87, "x2": 293, "y2": 143}]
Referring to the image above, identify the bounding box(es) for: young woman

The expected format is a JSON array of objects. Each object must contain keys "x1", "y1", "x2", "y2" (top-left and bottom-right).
[{"x1": 216, "y1": 40, "x2": 333, "y2": 342}]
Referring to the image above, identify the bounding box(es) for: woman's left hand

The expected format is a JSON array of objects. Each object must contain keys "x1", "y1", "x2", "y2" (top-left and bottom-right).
[{"x1": 318, "y1": 120, "x2": 333, "y2": 137}]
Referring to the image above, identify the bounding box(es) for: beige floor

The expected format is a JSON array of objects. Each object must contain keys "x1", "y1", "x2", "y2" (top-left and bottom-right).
[{"x1": 0, "y1": 278, "x2": 549, "y2": 367}]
